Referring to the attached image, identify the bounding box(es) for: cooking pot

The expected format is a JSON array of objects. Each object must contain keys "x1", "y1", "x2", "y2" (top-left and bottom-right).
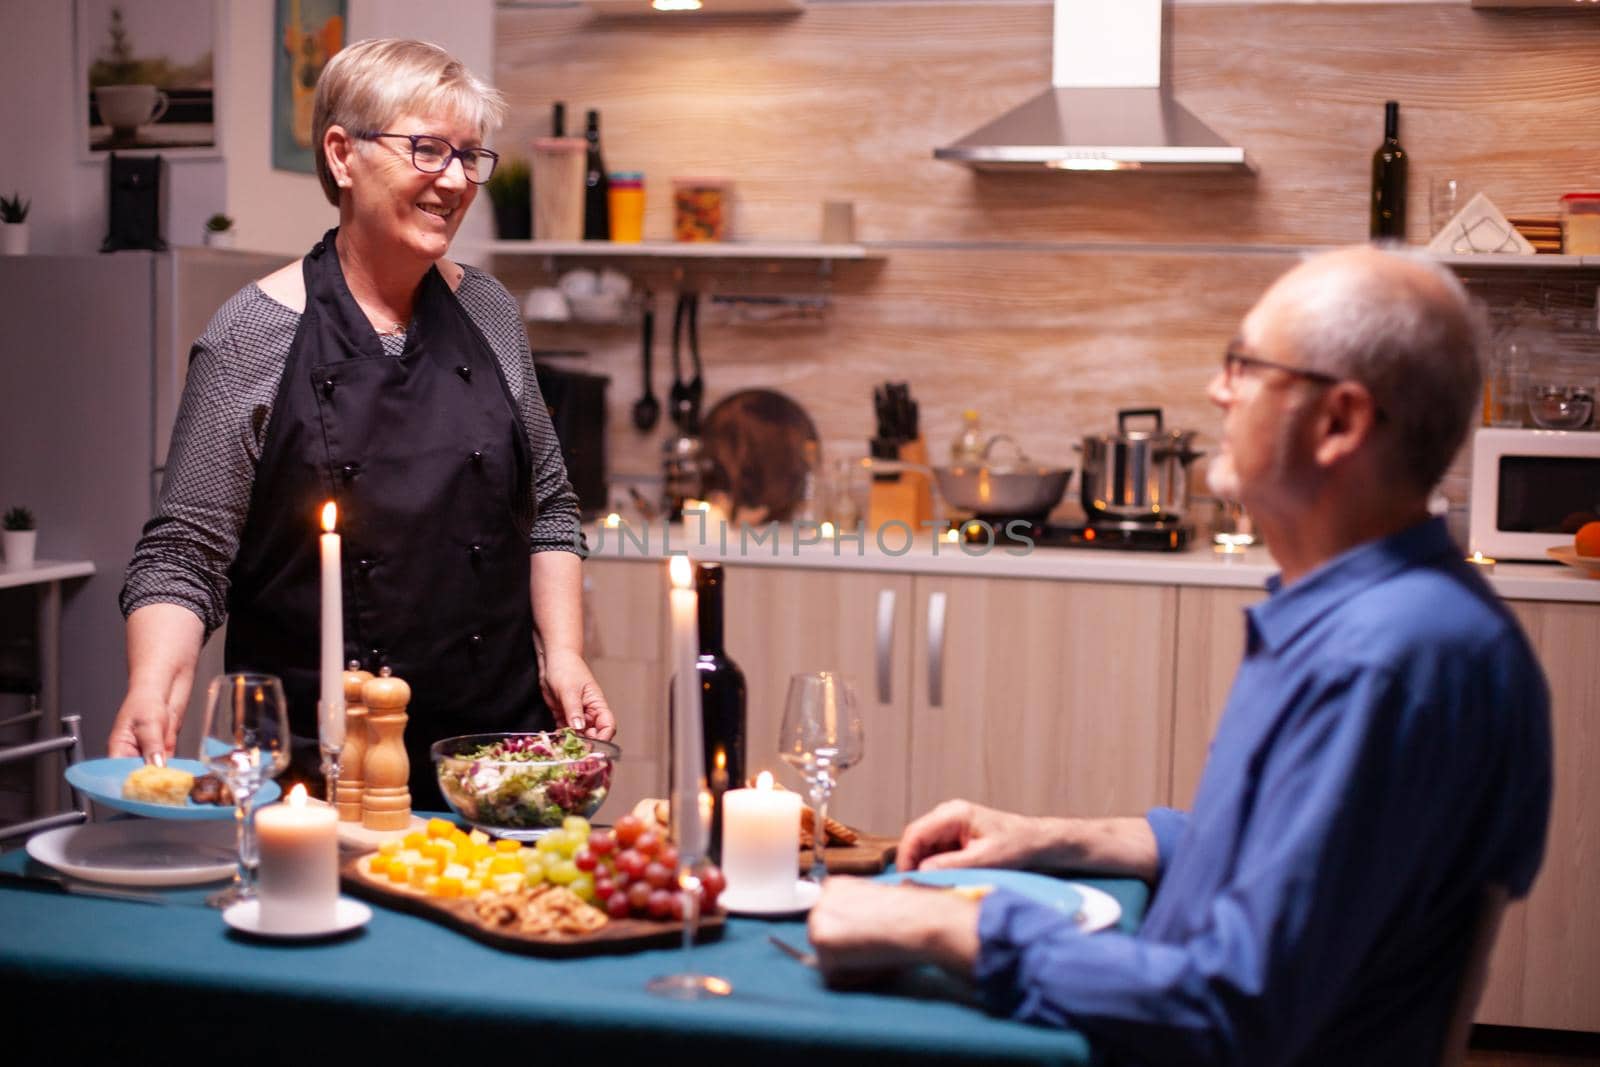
[
  {"x1": 1077, "y1": 408, "x2": 1204, "y2": 523},
  {"x1": 932, "y1": 435, "x2": 1073, "y2": 518}
]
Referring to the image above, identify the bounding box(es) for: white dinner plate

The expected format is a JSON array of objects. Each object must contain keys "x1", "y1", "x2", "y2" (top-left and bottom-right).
[
  {"x1": 720, "y1": 879, "x2": 821, "y2": 917},
  {"x1": 223, "y1": 897, "x2": 372, "y2": 940},
  {"x1": 25, "y1": 820, "x2": 238, "y2": 887},
  {"x1": 65, "y1": 757, "x2": 281, "y2": 820},
  {"x1": 880, "y1": 868, "x2": 1122, "y2": 935}
]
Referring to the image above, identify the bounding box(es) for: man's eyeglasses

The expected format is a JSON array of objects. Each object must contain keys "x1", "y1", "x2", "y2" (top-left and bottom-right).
[
  {"x1": 1222, "y1": 345, "x2": 1386, "y2": 421},
  {"x1": 360, "y1": 132, "x2": 500, "y2": 184}
]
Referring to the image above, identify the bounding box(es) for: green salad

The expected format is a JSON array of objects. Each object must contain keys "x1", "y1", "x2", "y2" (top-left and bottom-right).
[{"x1": 436, "y1": 729, "x2": 612, "y2": 829}]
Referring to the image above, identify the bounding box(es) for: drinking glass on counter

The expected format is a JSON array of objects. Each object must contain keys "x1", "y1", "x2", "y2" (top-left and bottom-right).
[
  {"x1": 778, "y1": 672, "x2": 864, "y2": 884},
  {"x1": 196, "y1": 672, "x2": 290, "y2": 909}
]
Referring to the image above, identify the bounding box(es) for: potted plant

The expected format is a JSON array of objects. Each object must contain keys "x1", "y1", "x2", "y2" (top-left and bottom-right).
[
  {"x1": 203, "y1": 213, "x2": 235, "y2": 249},
  {"x1": 2, "y1": 507, "x2": 37, "y2": 569},
  {"x1": 1, "y1": 192, "x2": 29, "y2": 256},
  {"x1": 486, "y1": 158, "x2": 531, "y2": 241}
]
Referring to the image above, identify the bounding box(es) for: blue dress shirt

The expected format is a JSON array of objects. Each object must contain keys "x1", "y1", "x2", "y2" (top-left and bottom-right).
[{"x1": 974, "y1": 518, "x2": 1552, "y2": 1067}]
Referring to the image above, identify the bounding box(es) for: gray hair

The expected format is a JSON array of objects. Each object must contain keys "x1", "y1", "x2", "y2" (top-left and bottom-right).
[
  {"x1": 1279, "y1": 247, "x2": 1486, "y2": 493},
  {"x1": 312, "y1": 38, "x2": 507, "y2": 206}
]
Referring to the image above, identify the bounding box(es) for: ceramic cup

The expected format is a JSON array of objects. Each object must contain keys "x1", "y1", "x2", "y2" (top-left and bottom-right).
[{"x1": 95, "y1": 84, "x2": 169, "y2": 132}]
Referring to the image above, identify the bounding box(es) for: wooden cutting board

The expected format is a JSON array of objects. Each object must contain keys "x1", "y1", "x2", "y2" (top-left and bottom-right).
[
  {"x1": 341, "y1": 855, "x2": 725, "y2": 957},
  {"x1": 801, "y1": 832, "x2": 898, "y2": 875}
]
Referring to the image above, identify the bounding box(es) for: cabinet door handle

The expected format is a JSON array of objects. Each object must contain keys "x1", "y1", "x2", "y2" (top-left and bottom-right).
[
  {"x1": 875, "y1": 588, "x2": 896, "y2": 704},
  {"x1": 927, "y1": 591, "x2": 947, "y2": 708}
]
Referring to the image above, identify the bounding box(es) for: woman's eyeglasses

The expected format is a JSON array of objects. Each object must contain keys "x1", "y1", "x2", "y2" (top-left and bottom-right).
[{"x1": 360, "y1": 132, "x2": 500, "y2": 184}]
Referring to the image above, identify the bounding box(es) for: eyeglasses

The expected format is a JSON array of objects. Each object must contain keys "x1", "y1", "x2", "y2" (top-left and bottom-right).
[
  {"x1": 1222, "y1": 344, "x2": 1387, "y2": 421},
  {"x1": 360, "y1": 132, "x2": 500, "y2": 184}
]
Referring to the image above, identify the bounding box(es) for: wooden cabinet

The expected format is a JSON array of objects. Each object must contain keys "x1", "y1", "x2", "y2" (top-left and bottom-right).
[
  {"x1": 721, "y1": 566, "x2": 915, "y2": 836},
  {"x1": 582, "y1": 559, "x2": 668, "y2": 817},
  {"x1": 1170, "y1": 586, "x2": 1262, "y2": 807},
  {"x1": 908, "y1": 576, "x2": 1177, "y2": 820}
]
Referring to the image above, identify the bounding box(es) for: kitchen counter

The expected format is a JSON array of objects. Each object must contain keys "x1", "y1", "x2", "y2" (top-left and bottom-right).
[{"x1": 583, "y1": 520, "x2": 1600, "y2": 604}]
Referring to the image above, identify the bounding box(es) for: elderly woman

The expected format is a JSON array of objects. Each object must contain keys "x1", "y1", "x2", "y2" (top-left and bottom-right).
[{"x1": 107, "y1": 39, "x2": 613, "y2": 808}]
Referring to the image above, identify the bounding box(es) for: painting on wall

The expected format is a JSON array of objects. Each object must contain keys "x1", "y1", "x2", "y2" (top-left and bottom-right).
[
  {"x1": 76, "y1": 0, "x2": 218, "y2": 156},
  {"x1": 273, "y1": 0, "x2": 347, "y2": 174}
]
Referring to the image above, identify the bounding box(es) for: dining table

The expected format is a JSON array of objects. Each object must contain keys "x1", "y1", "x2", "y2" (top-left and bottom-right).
[{"x1": 0, "y1": 822, "x2": 1147, "y2": 1065}]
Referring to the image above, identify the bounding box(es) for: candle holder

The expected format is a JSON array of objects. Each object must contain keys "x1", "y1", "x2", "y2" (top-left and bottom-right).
[{"x1": 317, "y1": 695, "x2": 345, "y2": 806}]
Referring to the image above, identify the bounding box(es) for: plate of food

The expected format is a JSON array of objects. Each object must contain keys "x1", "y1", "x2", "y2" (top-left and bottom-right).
[
  {"x1": 1546, "y1": 545, "x2": 1600, "y2": 578},
  {"x1": 26, "y1": 819, "x2": 238, "y2": 886},
  {"x1": 64, "y1": 757, "x2": 281, "y2": 820},
  {"x1": 880, "y1": 868, "x2": 1122, "y2": 935}
]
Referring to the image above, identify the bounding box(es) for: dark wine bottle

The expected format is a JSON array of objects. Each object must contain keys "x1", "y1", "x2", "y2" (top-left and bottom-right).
[
  {"x1": 551, "y1": 100, "x2": 566, "y2": 138},
  {"x1": 583, "y1": 109, "x2": 611, "y2": 241},
  {"x1": 1370, "y1": 100, "x2": 1407, "y2": 240},
  {"x1": 668, "y1": 561, "x2": 747, "y2": 865}
]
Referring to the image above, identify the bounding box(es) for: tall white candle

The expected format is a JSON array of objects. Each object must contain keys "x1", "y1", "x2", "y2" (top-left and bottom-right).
[
  {"x1": 721, "y1": 771, "x2": 802, "y2": 906},
  {"x1": 319, "y1": 502, "x2": 345, "y2": 751},
  {"x1": 255, "y1": 784, "x2": 339, "y2": 933},
  {"x1": 669, "y1": 554, "x2": 707, "y2": 861}
]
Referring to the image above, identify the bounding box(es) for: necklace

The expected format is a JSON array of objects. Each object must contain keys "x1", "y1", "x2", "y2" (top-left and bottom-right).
[{"x1": 376, "y1": 319, "x2": 407, "y2": 337}]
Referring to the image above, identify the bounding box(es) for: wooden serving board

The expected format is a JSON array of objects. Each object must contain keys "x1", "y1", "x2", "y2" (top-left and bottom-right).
[
  {"x1": 801, "y1": 832, "x2": 898, "y2": 876},
  {"x1": 340, "y1": 855, "x2": 726, "y2": 957}
]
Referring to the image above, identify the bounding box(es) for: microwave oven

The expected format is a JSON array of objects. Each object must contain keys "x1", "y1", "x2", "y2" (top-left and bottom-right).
[{"x1": 1469, "y1": 427, "x2": 1600, "y2": 560}]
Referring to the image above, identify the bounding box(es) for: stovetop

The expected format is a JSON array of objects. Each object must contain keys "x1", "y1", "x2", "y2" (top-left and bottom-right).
[{"x1": 964, "y1": 517, "x2": 1194, "y2": 552}]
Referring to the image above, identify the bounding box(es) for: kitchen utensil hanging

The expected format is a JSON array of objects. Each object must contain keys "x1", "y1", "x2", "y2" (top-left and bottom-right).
[
  {"x1": 668, "y1": 292, "x2": 701, "y2": 433},
  {"x1": 632, "y1": 293, "x2": 660, "y2": 432}
]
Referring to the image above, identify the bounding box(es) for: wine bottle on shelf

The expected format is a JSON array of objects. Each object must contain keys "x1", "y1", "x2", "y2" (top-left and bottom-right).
[
  {"x1": 551, "y1": 100, "x2": 566, "y2": 138},
  {"x1": 1370, "y1": 100, "x2": 1407, "y2": 241},
  {"x1": 583, "y1": 109, "x2": 611, "y2": 241},
  {"x1": 668, "y1": 561, "x2": 747, "y2": 865}
]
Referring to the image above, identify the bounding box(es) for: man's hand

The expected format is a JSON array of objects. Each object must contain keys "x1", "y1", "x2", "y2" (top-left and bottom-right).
[
  {"x1": 539, "y1": 649, "x2": 616, "y2": 741},
  {"x1": 897, "y1": 799, "x2": 1052, "y2": 872},
  {"x1": 808, "y1": 876, "x2": 980, "y2": 987}
]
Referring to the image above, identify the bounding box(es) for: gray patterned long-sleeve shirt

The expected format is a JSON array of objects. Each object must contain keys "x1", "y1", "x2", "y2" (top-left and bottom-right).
[{"x1": 121, "y1": 265, "x2": 582, "y2": 637}]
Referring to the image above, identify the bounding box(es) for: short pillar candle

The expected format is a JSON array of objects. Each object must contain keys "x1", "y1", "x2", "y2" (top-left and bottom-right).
[
  {"x1": 255, "y1": 784, "x2": 339, "y2": 933},
  {"x1": 721, "y1": 771, "x2": 802, "y2": 907}
]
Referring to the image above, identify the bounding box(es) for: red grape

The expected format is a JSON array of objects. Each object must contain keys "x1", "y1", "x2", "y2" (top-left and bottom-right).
[
  {"x1": 614, "y1": 815, "x2": 644, "y2": 848},
  {"x1": 699, "y1": 864, "x2": 726, "y2": 900},
  {"x1": 626, "y1": 881, "x2": 652, "y2": 913},
  {"x1": 573, "y1": 846, "x2": 598, "y2": 873},
  {"x1": 670, "y1": 893, "x2": 686, "y2": 921},
  {"x1": 643, "y1": 861, "x2": 674, "y2": 890},
  {"x1": 616, "y1": 848, "x2": 648, "y2": 880},
  {"x1": 647, "y1": 888, "x2": 675, "y2": 919},
  {"x1": 587, "y1": 829, "x2": 616, "y2": 856},
  {"x1": 606, "y1": 892, "x2": 632, "y2": 920},
  {"x1": 657, "y1": 845, "x2": 679, "y2": 871},
  {"x1": 593, "y1": 876, "x2": 616, "y2": 901},
  {"x1": 634, "y1": 831, "x2": 660, "y2": 858}
]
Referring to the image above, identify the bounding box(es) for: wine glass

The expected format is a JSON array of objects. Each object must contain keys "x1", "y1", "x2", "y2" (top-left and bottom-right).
[
  {"x1": 196, "y1": 672, "x2": 291, "y2": 909},
  {"x1": 778, "y1": 672, "x2": 864, "y2": 884}
]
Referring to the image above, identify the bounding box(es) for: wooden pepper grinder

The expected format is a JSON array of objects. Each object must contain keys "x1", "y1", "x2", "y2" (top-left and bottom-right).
[
  {"x1": 335, "y1": 661, "x2": 374, "y2": 823},
  {"x1": 360, "y1": 666, "x2": 412, "y2": 831}
]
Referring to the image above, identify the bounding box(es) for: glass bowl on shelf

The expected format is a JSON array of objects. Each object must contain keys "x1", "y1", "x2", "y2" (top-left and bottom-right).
[
  {"x1": 1527, "y1": 385, "x2": 1594, "y2": 431},
  {"x1": 431, "y1": 730, "x2": 620, "y2": 840}
]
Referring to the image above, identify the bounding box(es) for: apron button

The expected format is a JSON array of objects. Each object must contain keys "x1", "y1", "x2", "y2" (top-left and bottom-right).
[
  {"x1": 456, "y1": 365, "x2": 472, "y2": 381},
  {"x1": 469, "y1": 634, "x2": 484, "y2": 649},
  {"x1": 357, "y1": 557, "x2": 373, "y2": 574},
  {"x1": 369, "y1": 647, "x2": 386, "y2": 666},
  {"x1": 321, "y1": 377, "x2": 336, "y2": 398},
  {"x1": 470, "y1": 450, "x2": 483, "y2": 466},
  {"x1": 341, "y1": 462, "x2": 359, "y2": 481}
]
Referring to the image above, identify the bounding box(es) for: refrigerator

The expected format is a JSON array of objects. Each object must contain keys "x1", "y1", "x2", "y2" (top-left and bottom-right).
[{"x1": 0, "y1": 248, "x2": 293, "y2": 769}]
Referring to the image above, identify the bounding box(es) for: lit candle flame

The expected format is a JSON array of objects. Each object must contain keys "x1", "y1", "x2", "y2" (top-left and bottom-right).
[
  {"x1": 288, "y1": 783, "x2": 309, "y2": 807},
  {"x1": 603, "y1": 512, "x2": 621, "y2": 528},
  {"x1": 715, "y1": 748, "x2": 726, "y2": 772},
  {"x1": 321, "y1": 501, "x2": 337, "y2": 533},
  {"x1": 669, "y1": 553, "x2": 693, "y2": 589},
  {"x1": 820, "y1": 521, "x2": 835, "y2": 538},
  {"x1": 756, "y1": 770, "x2": 774, "y2": 790}
]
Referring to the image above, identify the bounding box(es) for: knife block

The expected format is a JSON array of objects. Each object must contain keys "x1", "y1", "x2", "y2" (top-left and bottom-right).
[{"x1": 868, "y1": 437, "x2": 935, "y2": 533}]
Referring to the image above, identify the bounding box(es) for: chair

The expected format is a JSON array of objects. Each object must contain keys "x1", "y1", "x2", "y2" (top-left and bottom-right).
[
  {"x1": 0, "y1": 713, "x2": 88, "y2": 845},
  {"x1": 1437, "y1": 883, "x2": 1510, "y2": 1067}
]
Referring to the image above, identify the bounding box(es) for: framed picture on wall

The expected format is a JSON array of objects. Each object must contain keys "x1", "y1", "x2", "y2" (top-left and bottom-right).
[
  {"x1": 272, "y1": 0, "x2": 347, "y2": 174},
  {"x1": 74, "y1": 0, "x2": 220, "y2": 158}
]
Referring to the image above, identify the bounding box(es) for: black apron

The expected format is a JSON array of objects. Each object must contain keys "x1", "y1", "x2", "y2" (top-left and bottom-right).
[{"x1": 225, "y1": 229, "x2": 550, "y2": 811}]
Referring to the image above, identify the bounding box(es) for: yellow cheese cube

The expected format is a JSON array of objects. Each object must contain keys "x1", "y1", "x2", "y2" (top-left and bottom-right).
[
  {"x1": 388, "y1": 860, "x2": 410, "y2": 885},
  {"x1": 434, "y1": 875, "x2": 463, "y2": 898},
  {"x1": 367, "y1": 854, "x2": 389, "y2": 877},
  {"x1": 487, "y1": 854, "x2": 521, "y2": 876},
  {"x1": 409, "y1": 864, "x2": 431, "y2": 888},
  {"x1": 403, "y1": 831, "x2": 427, "y2": 850},
  {"x1": 463, "y1": 878, "x2": 484, "y2": 895},
  {"x1": 427, "y1": 817, "x2": 455, "y2": 839},
  {"x1": 423, "y1": 874, "x2": 441, "y2": 893},
  {"x1": 443, "y1": 862, "x2": 471, "y2": 882},
  {"x1": 378, "y1": 839, "x2": 402, "y2": 857},
  {"x1": 494, "y1": 838, "x2": 522, "y2": 854},
  {"x1": 468, "y1": 829, "x2": 490, "y2": 846},
  {"x1": 491, "y1": 872, "x2": 524, "y2": 894}
]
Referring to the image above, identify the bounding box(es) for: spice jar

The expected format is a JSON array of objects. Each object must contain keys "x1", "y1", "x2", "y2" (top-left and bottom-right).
[
  {"x1": 673, "y1": 178, "x2": 730, "y2": 242},
  {"x1": 1560, "y1": 193, "x2": 1600, "y2": 255}
]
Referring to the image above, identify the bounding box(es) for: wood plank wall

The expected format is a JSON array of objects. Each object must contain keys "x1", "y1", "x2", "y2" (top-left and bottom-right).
[{"x1": 491, "y1": 1, "x2": 1600, "y2": 510}]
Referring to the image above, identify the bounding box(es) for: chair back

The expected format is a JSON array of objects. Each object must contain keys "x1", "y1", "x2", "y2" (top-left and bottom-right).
[
  {"x1": 1437, "y1": 883, "x2": 1509, "y2": 1067},
  {"x1": 0, "y1": 713, "x2": 88, "y2": 844}
]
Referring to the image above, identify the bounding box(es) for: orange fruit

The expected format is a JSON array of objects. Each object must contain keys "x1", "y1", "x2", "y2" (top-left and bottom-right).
[{"x1": 1576, "y1": 522, "x2": 1600, "y2": 558}]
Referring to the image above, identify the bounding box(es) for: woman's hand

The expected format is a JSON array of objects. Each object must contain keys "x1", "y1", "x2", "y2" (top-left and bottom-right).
[
  {"x1": 107, "y1": 689, "x2": 182, "y2": 762},
  {"x1": 539, "y1": 649, "x2": 616, "y2": 741}
]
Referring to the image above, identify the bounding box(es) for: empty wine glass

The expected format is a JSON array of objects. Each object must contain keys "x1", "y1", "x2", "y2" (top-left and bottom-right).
[
  {"x1": 196, "y1": 672, "x2": 290, "y2": 909},
  {"x1": 778, "y1": 672, "x2": 864, "y2": 884}
]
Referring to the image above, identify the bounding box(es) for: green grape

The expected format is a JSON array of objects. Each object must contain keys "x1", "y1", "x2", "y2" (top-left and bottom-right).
[
  {"x1": 535, "y1": 830, "x2": 569, "y2": 854},
  {"x1": 547, "y1": 859, "x2": 580, "y2": 886},
  {"x1": 570, "y1": 872, "x2": 597, "y2": 902},
  {"x1": 562, "y1": 815, "x2": 592, "y2": 838}
]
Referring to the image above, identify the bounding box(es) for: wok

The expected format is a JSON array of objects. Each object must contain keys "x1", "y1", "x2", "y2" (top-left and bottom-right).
[{"x1": 931, "y1": 435, "x2": 1073, "y2": 518}]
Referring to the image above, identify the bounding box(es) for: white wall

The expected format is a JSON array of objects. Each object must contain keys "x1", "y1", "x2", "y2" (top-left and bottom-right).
[
  {"x1": 223, "y1": 0, "x2": 495, "y2": 256},
  {"x1": 0, "y1": 0, "x2": 495, "y2": 257}
]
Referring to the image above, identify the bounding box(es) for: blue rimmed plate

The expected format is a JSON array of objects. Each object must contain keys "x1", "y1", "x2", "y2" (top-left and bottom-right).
[
  {"x1": 66, "y1": 757, "x2": 281, "y2": 820},
  {"x1": 879, "y1": 868, "x2": 1121, "y2": 934}
]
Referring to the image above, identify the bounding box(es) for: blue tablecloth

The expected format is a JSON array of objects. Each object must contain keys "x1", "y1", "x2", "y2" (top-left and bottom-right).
[{"x1": 0, "y1": 834, "x2": 1146, "y2": 1064}]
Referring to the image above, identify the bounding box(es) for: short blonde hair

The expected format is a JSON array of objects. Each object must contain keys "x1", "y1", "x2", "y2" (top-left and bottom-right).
[{"x1": 312, "y1": 38, "x2": 507, "y2": 205}]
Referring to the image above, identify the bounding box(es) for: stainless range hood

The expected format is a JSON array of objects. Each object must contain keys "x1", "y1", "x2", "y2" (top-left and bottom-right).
[{"x1": 935, "y1": 0, "x2": 1251, "y2": 173}]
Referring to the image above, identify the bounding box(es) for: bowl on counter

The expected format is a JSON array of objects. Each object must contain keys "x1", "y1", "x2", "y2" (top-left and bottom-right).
[
  {"x1": 431, "y1": 730, "x2": 620, "y2": 839},
  {"x1": 1528, "y1": 385, "x2": 1594, "y2": 431}
]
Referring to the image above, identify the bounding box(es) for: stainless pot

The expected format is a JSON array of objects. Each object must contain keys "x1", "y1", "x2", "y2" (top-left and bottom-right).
[
  {"x1": 1077, "y1": 408, "x2": 1204, "y2": 523},
  {"x1": 932, "y1": 435, "x2": 1073, "y2": 518}
]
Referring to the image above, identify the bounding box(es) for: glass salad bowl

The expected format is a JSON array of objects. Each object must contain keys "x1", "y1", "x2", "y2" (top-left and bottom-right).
[{"x1": 431, "y1": 730, "x2": 620, "y2": 839}]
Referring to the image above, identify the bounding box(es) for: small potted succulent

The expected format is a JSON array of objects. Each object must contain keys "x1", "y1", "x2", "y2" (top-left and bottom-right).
[
  {"x1": 2, "y1": 507, "x2": 37, "y2": 569},
  {"x1": 1, "y1": 192, "x2": 29, "y2": 256},
  {"x1": 203, "y1": 213, "x2": 235, "y2": 249},
  {"x1": 486, "y1": 158, "x2": 531, "y2": 241}
]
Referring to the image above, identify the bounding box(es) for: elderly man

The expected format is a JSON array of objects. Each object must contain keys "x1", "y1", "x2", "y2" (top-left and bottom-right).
[{"x1": 808, "y1": 246, "x2": 1552, "y2": 1066}]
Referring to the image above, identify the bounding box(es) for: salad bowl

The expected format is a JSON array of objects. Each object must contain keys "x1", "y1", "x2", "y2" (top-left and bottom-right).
[{"x1": 431, "y1": 730, "x2": 619, "y2": 839}]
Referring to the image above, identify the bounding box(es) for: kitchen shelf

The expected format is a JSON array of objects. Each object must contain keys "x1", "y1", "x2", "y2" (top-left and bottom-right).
[
  {"x1": 480, "y1": 239, "x2": 878, "y2": 261},
  {"x1": 1431, "y1": 252, "x2": 1600, "y2": 270}
]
